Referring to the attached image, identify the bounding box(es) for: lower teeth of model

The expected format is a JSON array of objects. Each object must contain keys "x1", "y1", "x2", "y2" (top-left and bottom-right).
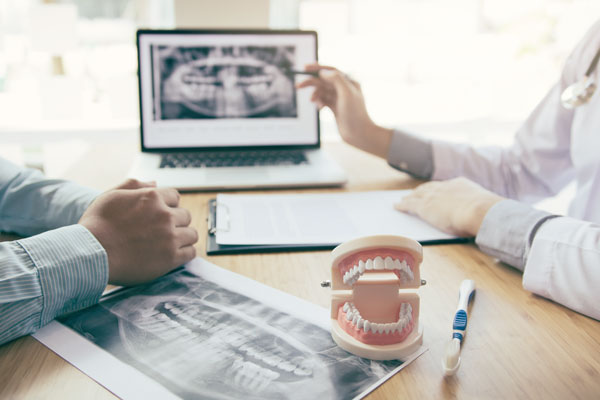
[{"x1": 342, "y1": 301, "x2": 412, "y2": 333}]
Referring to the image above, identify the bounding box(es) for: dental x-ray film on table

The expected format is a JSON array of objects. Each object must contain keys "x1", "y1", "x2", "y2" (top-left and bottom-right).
[
  {"x1": 129, "y1": 30, "x2": 346, "y2": 190},
  {"x1": 34, "y1": 259, "x2": 422, "y2": 400}
]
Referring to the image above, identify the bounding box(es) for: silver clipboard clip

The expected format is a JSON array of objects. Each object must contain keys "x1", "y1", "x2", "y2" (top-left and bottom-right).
[{"x1": 208, "y1": 200, "x2": 230, "y2": 235}]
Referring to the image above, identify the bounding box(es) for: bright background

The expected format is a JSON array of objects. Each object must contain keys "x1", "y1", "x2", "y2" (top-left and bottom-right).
[{"x1": 0, "y1": 0, "x2": 598, "y2": 193}]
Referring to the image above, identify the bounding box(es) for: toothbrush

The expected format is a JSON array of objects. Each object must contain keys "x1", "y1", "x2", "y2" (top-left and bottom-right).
[{"x1": 442, "y1": 279, "x2": 476, "y2": 376}]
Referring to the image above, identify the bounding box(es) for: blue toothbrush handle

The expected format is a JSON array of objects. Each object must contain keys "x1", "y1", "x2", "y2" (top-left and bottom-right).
[
  {"x1": 452, "y1": 310, "x2": 468, "y2": 342},
  {"x1": 452, "y1": 279, "x2": 476, "y2": 343}
]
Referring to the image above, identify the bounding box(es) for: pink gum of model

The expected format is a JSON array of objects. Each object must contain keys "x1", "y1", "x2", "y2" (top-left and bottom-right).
[{"x1": 329, "y1": 235, "x2": 424, "y2": 360}]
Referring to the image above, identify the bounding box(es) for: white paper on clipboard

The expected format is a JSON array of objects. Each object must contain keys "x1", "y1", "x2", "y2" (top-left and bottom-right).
[{"x1": 215, "y1": 190, "x2": 456, "y2": 245}]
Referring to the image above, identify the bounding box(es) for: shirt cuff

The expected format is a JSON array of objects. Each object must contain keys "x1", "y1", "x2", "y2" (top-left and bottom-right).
[
  {"x1": 15, "y1": 224, "x2": 109, "y2": 326},
  {"x1": 386, "y1": 130, "x2": 434, "y2": 179},
  {"x1": 475, "y1": 199, "x2": 557, "y2": 270}
]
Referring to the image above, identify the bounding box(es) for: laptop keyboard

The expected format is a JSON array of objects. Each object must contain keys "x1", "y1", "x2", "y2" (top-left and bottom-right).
[{"x1": 159, "y1": 150, "x2": 309, "y2": 169}]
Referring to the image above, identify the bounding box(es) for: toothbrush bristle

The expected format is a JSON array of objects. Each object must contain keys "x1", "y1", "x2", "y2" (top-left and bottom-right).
[{"x1": 444, "y1": 338, "x2": 460, "y2": 368}]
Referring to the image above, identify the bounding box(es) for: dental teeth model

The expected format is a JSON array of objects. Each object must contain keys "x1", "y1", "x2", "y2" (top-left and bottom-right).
[{"x1": 330, "y1": 235, "x2": 424, "y2": 360}]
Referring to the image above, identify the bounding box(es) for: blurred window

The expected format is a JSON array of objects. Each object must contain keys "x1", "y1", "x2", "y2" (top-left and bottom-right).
[{"x1": 298, "y1": 0, "x2": 600, "y2": 145}]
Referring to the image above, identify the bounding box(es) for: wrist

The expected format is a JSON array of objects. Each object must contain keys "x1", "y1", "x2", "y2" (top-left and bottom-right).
[
  {"x1": 361, "y1": 124, "x2": 393, "y2": 158},
  {"x1": 467, "y1": 195, "x2": 504, "y2": 236}
]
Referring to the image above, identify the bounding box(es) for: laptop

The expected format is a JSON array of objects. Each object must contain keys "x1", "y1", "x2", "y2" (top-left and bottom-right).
[{"x1": 129, "y1": 29, "x2": 347, "y2": 191}]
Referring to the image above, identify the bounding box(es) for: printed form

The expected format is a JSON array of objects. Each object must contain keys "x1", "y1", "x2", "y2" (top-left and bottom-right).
[{"x1": 215, "y1": 190, "x2": 456, "y2": 245}]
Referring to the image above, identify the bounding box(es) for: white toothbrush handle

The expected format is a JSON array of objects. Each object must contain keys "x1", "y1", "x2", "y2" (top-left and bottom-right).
[{"x1": 452, "y1": 279, "x2": 476, "y2": 343}]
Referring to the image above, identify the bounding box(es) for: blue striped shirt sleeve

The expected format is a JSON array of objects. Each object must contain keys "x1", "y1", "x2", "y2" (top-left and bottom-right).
[
  {"x1": 0, "y1": 224, "x2": 108, "y2": 345},
  {"x1": 0, "y1": 158, "x2": 99, "y2": 236}
]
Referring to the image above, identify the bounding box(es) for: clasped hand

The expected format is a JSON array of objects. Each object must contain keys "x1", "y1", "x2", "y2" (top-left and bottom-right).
[{"x1": 79, "y1": 179, "x2": 198, "y2": 286}]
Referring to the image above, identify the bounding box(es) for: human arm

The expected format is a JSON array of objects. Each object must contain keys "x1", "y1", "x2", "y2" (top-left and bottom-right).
[
  {"x1": 296, "y1": 64, "x2": 394, "y2": 158},
  {"x1": 0, "y1": 167, "x2": 198, "y2": 345},
  {"x1": 0, "y1": 158, "x2": 99, "y2": 235},
  {"x1": 299, "y1": 66, "x2": 576, "y2": 201},
  {"x1": 0, "y1": 226, "x2": 108, "y2": 345},
  {"x1": 397, "y1": 178, "x2": 600, "y2": 320}
]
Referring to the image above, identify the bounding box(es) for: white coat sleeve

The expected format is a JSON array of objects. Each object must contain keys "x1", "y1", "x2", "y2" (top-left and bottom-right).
[
  {"x1": 476, "y1": 200, "x2": 600, "y2": 320},
  {"x1": 523, "y1": 217, "x2": 600, "y2": 320}
]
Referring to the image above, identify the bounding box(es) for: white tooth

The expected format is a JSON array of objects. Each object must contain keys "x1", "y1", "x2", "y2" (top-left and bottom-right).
[
  {"x1": 377, "y1": 323, "x2": 385, "y2": 334},
  {"x1": 352, "y1": 265, "x2": 359, "y2": 275},
  {"x1": 352, "y1": 314, "x2": 359, "y2": 325},
  {"x1": 366, "y1": 259, "x2": 373, "y2": 270},
  {"x1": 343, "y1": 302, "x2": 350, "y2": 312},
  {"x1": 402, "y1": 261, "x2": 414, "y2": 280},
  {"x1": 346, "y1": 310, "x2": 354, "y2": 321},
  {"x1": 363, "y1": 320, "x2": 371, "y2": 333},
  {"x1": 294, "y1": 367, "x2": 312, "y2": 377},
  {"x1": 262, "y1": 369, "x2": 280, "y2": 381},
  {"x1": 394, "y1": 320, "x2": 401, "y2": 332},
  {"x1": 384, "y1": 323, "x2": 392, "y2": 334},
  {"x1": 374, "y1": 256, "x2": 384, "y2": 270},
  {"x1": 278, "y1": 361, "x2": 296, "y2": 372},
  {"x1": 407, "y1": 303, "x2": 413, "y2": 318},
  {"x1": 358, "y1": 260, "x2": 366, "y2": 273},
  {"x1": 400, "y1": 317, "x2": 407, "y2": 330},
  {"x1": 263, "y1": 355, "x2": 282, "y2": 367},
  {"x1": 384, "y1": 256, "x2": 394, "y2": 270},
  {"x1": 369, "y1": 323, "x2": 377, "y2": 333},
  {"x1": 357, "y1": 317, "x2": 364, "y2": 330},
  {"x1": 393, "y1": 259, "x2": 402, "y2": 270}
]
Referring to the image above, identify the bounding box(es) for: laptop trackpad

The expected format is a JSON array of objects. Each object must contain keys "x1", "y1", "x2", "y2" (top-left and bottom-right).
[{"x1": 205, "y1": 168, "x2": 270, "y2": 182}]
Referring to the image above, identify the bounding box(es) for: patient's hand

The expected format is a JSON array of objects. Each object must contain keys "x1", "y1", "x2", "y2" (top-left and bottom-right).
[
  {"x1": 79, "y1": 179, "x2": 198, "y2": 285},
  {"x1": 296, "y1": 63, "x2": 392, "y2": 158},
  {"x1": 395, "y1": 177, "x2": 504, "y2": 237}
]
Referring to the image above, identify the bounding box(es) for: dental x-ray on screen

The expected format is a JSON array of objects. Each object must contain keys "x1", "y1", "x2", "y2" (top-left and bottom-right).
[{"x1": 153, "y1": 45, "x2": 297, "y2": 120}]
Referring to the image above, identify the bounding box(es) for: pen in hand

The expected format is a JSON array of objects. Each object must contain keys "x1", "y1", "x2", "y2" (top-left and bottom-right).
[{"x1": 284, "y1": 69, "x2": 320, "y2": 78}]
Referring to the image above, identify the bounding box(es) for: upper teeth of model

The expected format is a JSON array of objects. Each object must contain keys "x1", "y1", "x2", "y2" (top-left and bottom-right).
[
  {"x1": 342, "y1": 302, "x2": 413, "y2": 334},
  {"x1": 342, "y1": 256, "x2": 414, "y2": 285}
]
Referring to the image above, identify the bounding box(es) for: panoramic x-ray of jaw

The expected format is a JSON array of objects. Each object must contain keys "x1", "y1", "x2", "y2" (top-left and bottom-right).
[
  {"x1": 330, "y1": 235, "x2": 424, "y2": 360},
  {"x1": 157, "y1": 45, "x2": 297, "y2": 119},
  {"x1": 61, "y1": 271, "x2": 403, "y2": 400}
]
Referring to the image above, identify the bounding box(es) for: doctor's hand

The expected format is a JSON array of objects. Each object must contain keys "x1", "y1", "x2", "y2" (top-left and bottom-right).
[
  {"x1": 79, "y1": 179, "x2": 198, "y2": 286},
  {"x1": 395, "y1": 177, "x2": 504, "y2": 237},
  {"x1": 296, "y1": 63, "x2": 393, "y2": 158}
]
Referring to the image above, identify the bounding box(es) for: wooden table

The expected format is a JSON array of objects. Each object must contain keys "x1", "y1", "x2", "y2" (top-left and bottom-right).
[{"x1": 1, "y1": 141, "x2": 599, "y2": 399}]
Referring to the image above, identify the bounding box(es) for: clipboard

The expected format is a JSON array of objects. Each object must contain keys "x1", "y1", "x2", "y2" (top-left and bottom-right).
[{"x1": 205, "y1": 198, "x2": 473, "y2": 255}]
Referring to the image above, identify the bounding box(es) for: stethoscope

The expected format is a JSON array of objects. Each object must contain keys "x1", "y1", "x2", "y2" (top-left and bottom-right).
[{"x1": 561, "y1": 48, "x2": 600, "y2": 109}]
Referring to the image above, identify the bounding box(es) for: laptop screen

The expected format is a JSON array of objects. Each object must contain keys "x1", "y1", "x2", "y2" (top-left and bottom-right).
[{"x1": 137, "y1": 30, "x2": 319, "y2": 151}]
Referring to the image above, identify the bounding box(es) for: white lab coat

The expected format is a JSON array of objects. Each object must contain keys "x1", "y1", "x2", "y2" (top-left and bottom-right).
[{"x1": 431, "y1": 21, "x2": 600, "y2": 320}]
